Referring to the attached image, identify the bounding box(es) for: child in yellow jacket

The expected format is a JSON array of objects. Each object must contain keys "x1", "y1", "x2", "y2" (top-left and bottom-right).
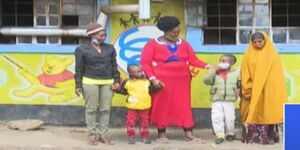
[{"x1": 118, "y1": 64, "x2": 161, "y2": 144}]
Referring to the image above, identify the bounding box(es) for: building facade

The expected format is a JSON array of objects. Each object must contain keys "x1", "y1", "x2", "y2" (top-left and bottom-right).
[{"x1": 0, "y1": 0, "x2": 299, "y2": 127}]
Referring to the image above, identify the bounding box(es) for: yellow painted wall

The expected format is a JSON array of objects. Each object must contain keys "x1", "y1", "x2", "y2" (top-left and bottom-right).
[{"x1": 0, "y1": 53, "x2": 298, "y2": 107}]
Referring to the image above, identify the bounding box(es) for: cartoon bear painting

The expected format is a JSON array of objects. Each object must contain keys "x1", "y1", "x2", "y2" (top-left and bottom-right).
[{"x1": 12, "y1": 55, "x2": 77, "y2": 103}]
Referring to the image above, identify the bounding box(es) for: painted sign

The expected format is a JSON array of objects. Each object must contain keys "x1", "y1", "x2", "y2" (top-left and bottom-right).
[{"x1": 114, "y1": 25, "x2": 163, "y2": 73}]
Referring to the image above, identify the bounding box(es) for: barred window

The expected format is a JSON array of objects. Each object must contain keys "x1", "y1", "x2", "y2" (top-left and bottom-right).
[
  {"x1": 186, "y1": 0, "x2": 297, "y2": 45},
  {"x1": 0, "y1": 0, "x2": 33, "y2": 44},
  {"x1": 0, "y1": 0, "x2": 96, "y2": 45},
  {"x1": 1, "y1": 0, "x2": 33, "y2": 27},
  {"x1": 186, "y1": 0, "x2": 237, "y2": 45},
  {"x1": 272, "y1": 0, "x2": 300, "y2": 43}
]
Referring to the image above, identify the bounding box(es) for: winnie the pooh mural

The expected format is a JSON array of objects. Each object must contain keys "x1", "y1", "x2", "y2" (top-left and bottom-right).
[{"x1": 2, "y1": 55, "x2": 77, "y2": 103}]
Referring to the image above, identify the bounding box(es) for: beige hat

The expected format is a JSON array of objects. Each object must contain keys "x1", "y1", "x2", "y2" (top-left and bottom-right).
[{"x1": 86, "y1": 22, "x2": 105, "y2": 35}]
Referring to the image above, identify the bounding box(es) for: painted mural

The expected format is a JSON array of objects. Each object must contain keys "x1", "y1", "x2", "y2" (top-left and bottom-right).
[
  {"x1": 114, "y1": 25, "x2": 163, "y2": 73},
  {"x1": 110, "y1": 0, "x2": 186, "y2": 106},
  {"x1": 0, "y1": 0, "x2": 299, "y2": 108},
  {"x1": 0, "y1": 54, "x2": 83, "y2": 105},
  {"x1": 0, "y1": 53, "x2": 298, "y2": 107}
]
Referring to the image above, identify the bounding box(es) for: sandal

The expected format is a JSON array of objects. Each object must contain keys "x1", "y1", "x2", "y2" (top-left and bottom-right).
[
  {"x1": 185, "y1": 136, "x2": 206, "y2": 144},
  {"x1": 156, "y1": 132, "x2": 169, "y2": 143},
  {"x1": 87, "y1": 137, "x2": 98, "y2": 145},
  {"x1": 156, "y1": 137, "x2": 169, "y2": 143},
  {"x1": 98, "y1": 137, "x2": 115, "y2": 145}
]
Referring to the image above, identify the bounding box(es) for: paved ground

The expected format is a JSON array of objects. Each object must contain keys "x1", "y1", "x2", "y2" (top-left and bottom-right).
[{"x1": 0, "y1": 124, "x2": 283, "y2": 150}]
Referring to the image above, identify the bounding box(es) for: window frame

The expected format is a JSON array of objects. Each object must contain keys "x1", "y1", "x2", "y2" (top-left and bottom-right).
[
  {"x1": 1, "y1": 0, "x2": 34, "y2": 27},
  {"x1": 204, "y1": 0, "x2": 237, "y2": 45},
  {"x1": 185, "y1": 0, "x2": 300, "y2": 45},
  {"x1": 237, "y1": 0, "x2": 271, "y2": 44},
  {"x1": 0, "y1": 0, "x2": 96, "y2": 45},
  {"x1": 34, "y1": 0, "x2": 60, "y2": 28},
  {"x1": 272, "y1": 0, "x2": 300, "y2": 44}
]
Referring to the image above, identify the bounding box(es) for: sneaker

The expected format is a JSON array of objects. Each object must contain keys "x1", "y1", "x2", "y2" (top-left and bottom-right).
[
  {"x1": 226, "y1": 135, "x2": 234, "y2": 142},
  {"x1": 128, "y1": 138, "x2": 136, "y2": 144},
  {"x1": 141, "y1": 138, "x2": 151, "y2": 144},
  {"x1": 215, "y1": 138, "x2": 224, "y2": 144}
]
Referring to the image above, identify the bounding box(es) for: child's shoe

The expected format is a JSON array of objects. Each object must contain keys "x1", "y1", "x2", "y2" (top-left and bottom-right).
[
  {"x1": 226, "y1": 135, "x2": 234, "y2": 142},
  {"x1": 141, "y1": 138, "x2": 151, "y2": 144},
  {"x1": 215, "y1": 138, "x2": 224, "y2": 144},
  {"x1": 128, "y1": 137, "x2": 136, "y2": 144}
]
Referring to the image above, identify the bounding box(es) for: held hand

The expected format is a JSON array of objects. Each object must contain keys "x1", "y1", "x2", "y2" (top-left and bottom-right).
[
  {"x1": 75, "y1": 88, "x2": 83, "y2": 97},
  {"x1": 236, "y1": 88, "x2": 241, "y2": 97},
  {"x1": 206, "y1": 65, "x2": 220, "y2": 71},
  {"x1": 151, "y1": 79, "x2": 164, "y2": 89},
  {"x1": 111, "y1": 83, "x2": 121, "y2": 91},
  {"x1": 158, "y1": 82, "x2": 165, "y2": 88},
  {"x1": 243, "y1": 94, "x2": 251, "y2": 100}
]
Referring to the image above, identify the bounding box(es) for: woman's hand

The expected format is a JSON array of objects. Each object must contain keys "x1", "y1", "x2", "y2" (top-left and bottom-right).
[
  {"x1": 75, "y1": 88, "x2": 83, "y2": 97},
  {"x1": 206, "y1": 64, "x2": 220, "y2": 71},
  {"x1": 242, "y1": 88, "x2": 252, "y2": 100},
  {"x1": 111, "y1": 83, "x2": 121, "y2": 91}
]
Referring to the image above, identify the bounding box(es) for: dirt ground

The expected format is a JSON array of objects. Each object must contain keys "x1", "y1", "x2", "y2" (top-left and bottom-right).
[{"x1": 0, "y1": 124, "x2": 283, "y2": 150}]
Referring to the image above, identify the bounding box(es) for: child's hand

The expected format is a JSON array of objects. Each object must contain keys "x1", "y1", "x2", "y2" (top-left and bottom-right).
[
  {"x1": 151, "y1": 79, "x2": 163, "y2": 89},
  {"x1": 158, "y1": 82, "x2": 164, "y2": 88},
  {"x1": 75, "y1": 88, "x2": 83, "y2": 97},
  {"x1": 236, "y1": 88, "x2": 241, "y2": 97},
  {"x1": 243, "y1": 94, "x2": 251, "y2": 100}
]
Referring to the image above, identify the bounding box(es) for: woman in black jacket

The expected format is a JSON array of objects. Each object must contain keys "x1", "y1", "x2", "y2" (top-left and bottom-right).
[{"x1": 75, "y1": 22, "x2": 120, "y2": 145}]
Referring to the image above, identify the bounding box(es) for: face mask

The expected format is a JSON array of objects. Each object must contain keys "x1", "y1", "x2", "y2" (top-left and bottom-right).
[
  {"x1": 92, "y1": 38, "x2": 101, "y2": 46},
  {"x1": 218, "y1": 63, "x2": 230, "y2": 70}
]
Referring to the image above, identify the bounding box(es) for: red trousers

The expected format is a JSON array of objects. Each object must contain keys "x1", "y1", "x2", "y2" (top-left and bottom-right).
[{"x1": 126, "y1": 109, "x2": 150, "y2": 138}]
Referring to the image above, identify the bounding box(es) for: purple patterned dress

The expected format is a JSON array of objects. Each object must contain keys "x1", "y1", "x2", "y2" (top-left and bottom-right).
[{"x1": 242, "y1": 124, "x2": 280, "y2": 144}]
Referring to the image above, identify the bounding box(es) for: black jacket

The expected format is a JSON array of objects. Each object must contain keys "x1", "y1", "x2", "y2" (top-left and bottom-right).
[{"x1": 75, "y1": 43, "x2": 120, "y2": 88}]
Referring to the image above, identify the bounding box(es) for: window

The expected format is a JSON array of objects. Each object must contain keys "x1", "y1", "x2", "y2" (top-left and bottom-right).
[
  {"x1": 0, "y1": 0, "x2": 33, "y2": 44},
  {"x1": 0, "y1": 35, "x2": 16, "y2": 44},
  {"x1": 62, "y1": 0, "x2": 95, "y2": 27},
  {"x1": 0, "y1": 0, "x2": 96, "y2": 45},
  {"x1": 18, "y1": 36, "x2": 32, "y2": 43},
  {"x1": 62, "y1": 15, "x2": 79, "y2": 26},
  {"x1": 238, "y1": 0, "x2": 270, "y2": 43},
  {"x1": 186, "y1": 0, "x2": 237, "y2": 45},
  {"x1": 272, "y1": 0, "x2": 300, "y2": 43},
  {"x1": 33, "y1": 0, "x2": 60, "y2": 44},
  {"x1": 186, "y1": 0, "x2": 205, "y2": 26},
  {"x1": 187, "y1": 0, "x2": 297, "y2": 45},
  {"x1": 204, "y1": 0, "x2": 236, "y2": 44},
  {"x1": 61, "y1": 36, "x2": 79, "y2": 44},
  {"x1": 1, "y1": 0, "x2": 33, "y2": 27},
  {"x1": 35, "y1": 0, "x2": 60, "y2": 27}
]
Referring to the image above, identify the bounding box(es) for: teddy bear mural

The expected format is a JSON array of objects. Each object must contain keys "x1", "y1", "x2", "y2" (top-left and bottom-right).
[{"x1": 10, "y1": 55, "x2": 78, "y2": 103}]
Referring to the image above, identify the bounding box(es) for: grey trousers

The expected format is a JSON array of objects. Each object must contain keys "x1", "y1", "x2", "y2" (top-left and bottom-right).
[
  {"x1": 82, "y1": 84, "x2": 114, "y2": 138},
  {"x1": 211, "y1": 101, "x2": 236, "y2": 137}
]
